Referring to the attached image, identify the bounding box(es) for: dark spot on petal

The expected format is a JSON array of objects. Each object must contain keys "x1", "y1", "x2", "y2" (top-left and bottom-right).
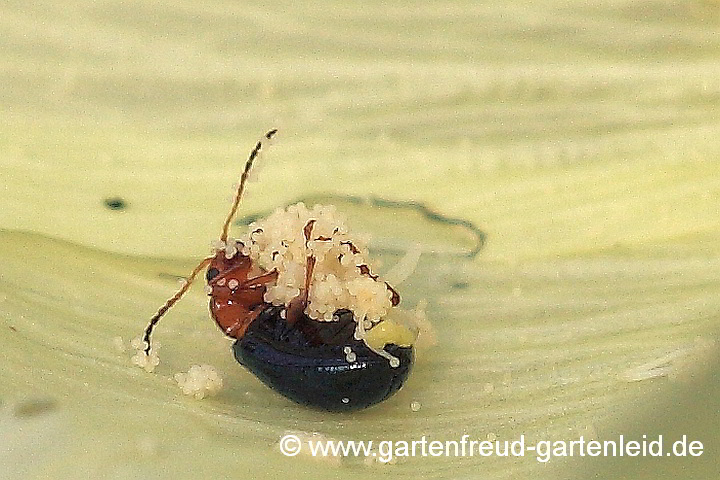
[
  {"x1": 14, "y1": 398, "x2": 58, "y2": 418},
  {"x1": 104, "y1": 197, "x2": 127, "y2": 211},
  {"x1": 451, "y1": 281, "x2": 469, "y2": 290}
]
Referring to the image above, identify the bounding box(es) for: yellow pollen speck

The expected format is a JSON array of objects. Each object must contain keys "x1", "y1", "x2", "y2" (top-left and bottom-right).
[{"x1": 364, "y1": 319, "x2": 415, "y2": 350}]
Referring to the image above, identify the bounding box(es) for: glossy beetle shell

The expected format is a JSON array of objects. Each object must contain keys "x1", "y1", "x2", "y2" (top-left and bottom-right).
[{"x1": 233, "y1": 306, "x2": 413, "y2": 411}]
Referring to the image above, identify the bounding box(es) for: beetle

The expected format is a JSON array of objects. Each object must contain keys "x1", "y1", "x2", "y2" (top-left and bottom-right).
[{"x1": 139, "y1": 129, "x2": 416, "y2": 411}]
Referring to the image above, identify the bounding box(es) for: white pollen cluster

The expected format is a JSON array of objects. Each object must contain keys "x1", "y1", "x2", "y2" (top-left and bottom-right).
[
  {"x1": 174, "y1": 365, "x2": 224, "y2": 399},
  {"x1": 343, "y1": 346, "x2": 357, "y2": 363},
  {"x1": 130, "y1": 337, "x2": 160, "y2": 373},
  {"x1": 240, "y1": 203, "x2": 393, "y2": 337}
]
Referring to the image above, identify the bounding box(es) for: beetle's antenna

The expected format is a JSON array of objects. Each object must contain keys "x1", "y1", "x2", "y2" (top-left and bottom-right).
[
  {"x1": 219, "y1": 129, "x2": 278, "y2": 243},
  {"x1": 142, "y1": 256, "x2": 214, "y2": 355}
]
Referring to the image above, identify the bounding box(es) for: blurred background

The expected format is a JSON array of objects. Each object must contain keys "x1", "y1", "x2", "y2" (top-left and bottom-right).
[{"x1": 1, "y1": 1, "x2": 719, "y2": 478}]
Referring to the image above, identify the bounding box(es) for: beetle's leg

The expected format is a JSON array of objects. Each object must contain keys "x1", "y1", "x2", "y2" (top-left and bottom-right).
[
  {"x1": 358, "y1": 264, "x2": 400, "y2": 306},
  {"x1": 341, "y1": 240, "x2": 400, "y2": 306},
  {"x1": 223, "y1": 307, "x2": 264, "y2": 338},
  {"x1": 142, "y1": 256, "x2": 214, "y2": 355},
  {"x1": 242, "y1": 269, "x2": 279, "y2": 288},
  {"x1": 286, "y1": 220, "x2": 317, "y2": 325}
]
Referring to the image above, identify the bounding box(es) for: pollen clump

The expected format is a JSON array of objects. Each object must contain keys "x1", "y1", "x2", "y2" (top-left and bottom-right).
[
  {"x1": 242, "y1": 203, "x2": 393, "y2": 329},
  {"x1": 130, "y1": 337, "x2": 160, "y2": 373},
  {"x1": 174, "y1": 365, "x2": 223, "y2": 399}
]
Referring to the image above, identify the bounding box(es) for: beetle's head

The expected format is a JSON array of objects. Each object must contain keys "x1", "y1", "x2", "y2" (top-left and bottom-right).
[{"x1": 206, "y1": 240, "x2": 249, "y2": 283}]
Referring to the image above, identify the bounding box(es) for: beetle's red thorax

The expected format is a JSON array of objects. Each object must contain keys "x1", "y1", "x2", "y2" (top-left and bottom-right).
[{"x1": 207, "y1": 251, "x2": 278, "y2": 339}]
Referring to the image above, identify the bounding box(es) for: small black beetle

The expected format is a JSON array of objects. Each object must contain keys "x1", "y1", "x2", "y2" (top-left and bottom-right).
[{"x1": 137, "y1": 130, "x2": 418, "y2": 411}]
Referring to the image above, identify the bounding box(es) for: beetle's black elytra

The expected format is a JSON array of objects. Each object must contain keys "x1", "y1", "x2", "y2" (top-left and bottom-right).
[{"x1": 233, "y1": 307, "x2": 413, "y2": 411}]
